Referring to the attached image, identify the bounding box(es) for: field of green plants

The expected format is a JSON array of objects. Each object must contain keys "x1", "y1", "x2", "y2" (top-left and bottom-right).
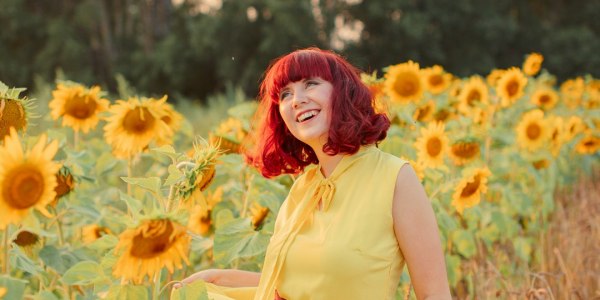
[{"x1": 0, "y1": 53, "x2": 599, "y2": 299}]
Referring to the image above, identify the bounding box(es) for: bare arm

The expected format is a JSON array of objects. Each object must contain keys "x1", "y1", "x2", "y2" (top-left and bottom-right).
[
  {"x1": 175, "y1": 269, "x2": 260, "y2": 288},
  {"x1": 392, "y1": 164, "x2": 452, "y2": 300}
]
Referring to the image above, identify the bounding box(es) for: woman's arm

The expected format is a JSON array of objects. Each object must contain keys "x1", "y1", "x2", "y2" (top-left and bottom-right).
[
  {"x1": 392, "y1": 164, "x2": 452, "y2": 300},
  {"x1": 175, "y1": 269, "x2": 261, "y2": 288}
]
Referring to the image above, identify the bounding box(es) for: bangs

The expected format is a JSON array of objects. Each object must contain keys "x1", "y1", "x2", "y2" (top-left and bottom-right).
[{"x1": 264, "y1": 50, "x2": 334, "y2": 103}]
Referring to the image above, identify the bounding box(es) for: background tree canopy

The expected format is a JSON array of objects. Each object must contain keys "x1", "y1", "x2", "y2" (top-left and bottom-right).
[{"x1": 1, "y1": 0, "x2": 598, "y2": 101}]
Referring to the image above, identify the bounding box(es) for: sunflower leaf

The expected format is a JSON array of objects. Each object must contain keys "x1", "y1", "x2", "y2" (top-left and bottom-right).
[
  {"x1": 119, "y1": 192, "x2": 144, "y2": 219},
  {"x1": 62, "y1": 261, "x2": 105, "y2": 285},
  {"x1": 106, "y1": 285, "x2": 148, "y2": 300},
  {"x1": 164, "y1": 164, "x2": 185, "y2": 186},
  {"x1": 170, "y1": 280, "x2": 209, "y2": 300},
  {"x1": 151, "y1": 145, "x2": 181, "y2": 162},
  {"x1": 120, "y1": 177, "x2": 162, "y2": 196},
  {"x1": 0, "y1": 276, "x2": 28, "y2": 300}
]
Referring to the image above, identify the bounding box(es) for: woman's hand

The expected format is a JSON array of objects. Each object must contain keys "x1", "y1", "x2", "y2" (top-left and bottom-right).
[
  {"x1": 174, "y1": 269, "x2": 221, "y2": 289},
  {"x1": 174, "y1": 269, "x2": 261, "y2": 289}
]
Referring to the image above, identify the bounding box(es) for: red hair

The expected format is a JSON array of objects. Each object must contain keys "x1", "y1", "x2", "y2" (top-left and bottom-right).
[{"x1": 245, "y1": 48, "x2": 390, "y2": 178}]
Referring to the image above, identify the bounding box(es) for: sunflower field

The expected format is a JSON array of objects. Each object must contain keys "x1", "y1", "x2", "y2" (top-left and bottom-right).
[{"x1": 0, "y1": 53, "x2": 599, "y2": 300}]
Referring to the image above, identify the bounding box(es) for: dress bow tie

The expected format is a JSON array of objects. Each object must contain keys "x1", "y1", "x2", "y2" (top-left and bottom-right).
[{"x1": 313, "y1": 179, "x2": 336, "y2": 211}]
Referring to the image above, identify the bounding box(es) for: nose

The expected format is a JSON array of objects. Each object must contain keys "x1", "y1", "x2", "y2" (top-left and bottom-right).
[{"x1": 292, "y1": 90, "x2": 308, "y2": 109}]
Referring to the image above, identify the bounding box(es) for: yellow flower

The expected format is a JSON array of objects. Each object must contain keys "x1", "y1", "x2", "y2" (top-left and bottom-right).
[
  {"x1": 584, "y1": 79, "x2": 600, "y2": 109},
  {"x1": 497, "y1": 68, "x2": 528, "y2": 107},
  {"x1": 530, "y1": 87, "x2": 559, "y2": 110},
  {"x1": 404, "y1": 158, "x2": 425, "y2": 182},
  {"x1": 154, "y1": 96, "x2": 184, "y2": 145},
  {"x1": 13, "y1": 230, "x2": 40, "y2": 248},
  {"x1": 532, "y1": 159, "x2": 550, "y2": 170},
  {"x1": 113, "y1": 218, "x2": 190, "y2": 284},
  {"x1": 522, "y1": 53, "x2": 543, "y2": 76},
  {"x1": 516, "y1": 109, "x2": 550, "y2": 152},
  {"x1": 560, "y1": 77, "x2": 584, "y2": 109},
  {"x1": 210, "y1": 118, "x2": 247, "y2": 154},
  {"x1": 421, "y1": 65, "x2": 452, "y2": 95},
  {"x1": 452, "y1": 167, "x2": 492, "y2": 214},
  {"x1": 449, "y1": 139, "x2": 480, "y2": 166},
  {"x1": 177, "y1": 139, "x2": 221, "y2": 200},
  {"x1": 458, "y1": 76, "x2": 489, "y2": 116},
  {"x1": 547, "y1": 115, "x2": 565, "y2": 157},
  {"x1": 414, "y1": 122, "x2": 449, "y2": 168},
  {"x1": 103, "y1": 97, "x2": 172, "y2": 158},
  {"x1": 0, "y1": 128, "x2": 59, "y2": 229},
  {"x1": 249, "y1": 202, "x2": 270, "y2": 230},
  {"x1": 0, "y1": 84, "x2": 33, "y2": 140},
  {"x1": 188, "y1": 187, "x2": 223, "y2": 236},
  {"x1": 82, "y1": 224, "x2": 112, "y2": 244},
  {"x1": 0, "y1": 287, "x2": 6, "y2": 298},
  {"x1": 49, "y1": 84, "x2": 110, "y2": 133},
  {"x1": 413, "y1": 100, "x2": 435, "y2": 123},
  {"x1": 564, "y1": 116, "x2": 585, "y2": 141},
  {"x1": 50, "y1": 165, "x2": 75, "y2": 207},
  {"x1": 575, "y1": 134, "x2": 600, "y2": 154},
  {"x1": 486, "y1": 69, "x2": 505, "y2": 87},
  {"x1": 384, "y1": 61, "x2": 424, "y2": 104}
]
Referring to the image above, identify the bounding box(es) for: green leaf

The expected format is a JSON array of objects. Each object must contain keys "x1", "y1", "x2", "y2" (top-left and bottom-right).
[
  {"x1": 445, "y1": 254, "x2": 462, "y2": 288},
  {"x1": 106, "y1": 285, "x2": 149, "y2": 300},
  {"x1": 213, "y1": 210, "x2": 271, "y2": 266},
  {"x1": 513, "y1": 237, "x2": 533, "y2": 263},
  {"x1": 121, "y1": 177, "x2": 162, "y2": 195},
  {"x1": 10, "y1": 246, "x2": 43, "y2": 275},
  {"x1": 119, "y1": 192, "x2": 144, "y2": 219},
  {"x1": 88, "y1": 234, "x2": 119, "y2": 252},
  {"x1": 0, "y1": 275, "x2": 28, "y2": 300},
  {"x1": 34, "y1": 290, "x2": 60, "y2": 300},
  {"x1": 164, "y1": 164, "x2": 185, "y2": 186},
  {"x1": 151, "y1": 145, "x2": 181, "y2": 162},
  {"x1": 451, "y1": 229, "x2": 477, "y2": 259},
  {"x1": 170, "y1": 280, "x2": 209, "y2": 300},
  {"x1": 62, "y1": 261, "x2": 105, "y2": 285}
]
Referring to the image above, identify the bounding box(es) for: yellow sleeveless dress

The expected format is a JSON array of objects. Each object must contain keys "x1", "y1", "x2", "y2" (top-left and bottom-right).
[{"x1": 204, "y1": 146, "x2": 408, "y2": 299}]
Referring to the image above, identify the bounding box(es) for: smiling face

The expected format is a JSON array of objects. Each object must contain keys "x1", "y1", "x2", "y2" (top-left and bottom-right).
[{"x1": 278, "y1": 77, "x2": 334, "y2": 150}]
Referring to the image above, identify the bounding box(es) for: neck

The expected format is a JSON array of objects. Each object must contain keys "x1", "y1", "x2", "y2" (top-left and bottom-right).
[{"x1": 313, "y1": 147, "x2": 344, "y2": 178}]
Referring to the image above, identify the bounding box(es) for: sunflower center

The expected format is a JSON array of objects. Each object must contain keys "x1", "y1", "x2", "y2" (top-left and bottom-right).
[
  {"x1": 460, "y1": 174, "x2": 481, "y2": 198},
  {"x1": 415, "y1": 105, "x2": 431, "y2": 121},
  {"x1": 429, "y1": 74, "x2": 443, "y2": 87},
  {"x1": 394, "y1": 73, "x2": 420, "y2": 97},
  {"x1": 64, "y1": 94, "x2": 97, "y2": 119},
  {"x1": 55, "y1": 173, "x2": 74, "y2": 198},
  {"x1": 0, "y1": 99, "x2": 27, "y2": 139},
  {"x1": 426, "y1": 137, "x2": 442, "y2": 157},
  {"x1": 526, "y1": 123, "x2": 541, "y2": 140},
  {"x1": 3, "y1": 165, "x2": 45, "y2": 210},
  {"x1": 122, "y1": 107, "x2": 155, "y2": 134},
  {"x1": 467, "y1": 90, "x2": 482, "y2": 106},
  {"x1": 539, "y1": 94, "x2": 550, "y2": 104},
  {"x1": 14, "y1": 231, "x2": 39, "y2": 247},
  {"x1": 506, "y1": 80, "x2": 519, "y2": 97},
  {"x1": 452, "y1": 142, "x2": 479, "y2": 158},
  {"x1": 584, "y1": 139, "x2": 598, "y2": 147},
  {"x1": 130, "y1": 219, "x2": 174, "y2": 259}
]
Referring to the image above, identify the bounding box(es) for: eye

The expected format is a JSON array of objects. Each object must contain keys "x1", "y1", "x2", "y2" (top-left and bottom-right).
[
  {"x1": 306, "y1": 80, "x2": 318, "y2": 87},
  {"x1": 279, "y1": 90, "x2": 291, "y2": 101}
]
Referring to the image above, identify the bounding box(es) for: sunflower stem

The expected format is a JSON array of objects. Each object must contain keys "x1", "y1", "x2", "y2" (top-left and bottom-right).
[
  {"x1": 166, "y1": 185, "x2": 175, "y2": 213},
  {"x1": 73, "y1": 130, "x2": 79, "y2": 151},
  {"x1": 127, "y1": 157, "x2": 133, "y2": 196},
  {"x1": 153, "y1": 269, "x2": 163, "y2": 300},
  {"x1": 3, "y1": 226, "x2": 9, "y2": 275},
  {"x1": 240, "y1": 171, "x2": 254, "y2": 218},
  {"x1": 52, "y1": 207, "x2": 65, "y2": 246}
]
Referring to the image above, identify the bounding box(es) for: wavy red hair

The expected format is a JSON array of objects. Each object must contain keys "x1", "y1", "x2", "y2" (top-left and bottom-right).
[{"x1": 245, "y1": 48, "x2": 390, "y2": 178}]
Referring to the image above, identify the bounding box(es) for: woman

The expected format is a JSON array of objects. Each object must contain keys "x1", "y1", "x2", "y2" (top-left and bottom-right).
[{"x1": 177, "y1": 48, "x2": 451, "y2": 300}]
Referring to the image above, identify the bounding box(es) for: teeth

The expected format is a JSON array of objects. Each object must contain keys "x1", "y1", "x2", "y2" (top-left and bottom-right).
[{"x1": 297, "y1": 110, "x2": 318, "y2": 122}]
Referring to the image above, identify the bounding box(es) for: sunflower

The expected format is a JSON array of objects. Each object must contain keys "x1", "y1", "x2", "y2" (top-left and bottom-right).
[
  {"x1": 50, "y1": 165, "x2": 75, "y2": 207},
  {"x1": 560, "y1": 77, "x2": 584, "y2": 109},
  {"x1": 547, "y1": 115, "x2": 565, "y2": 157},
  {"x1": 413, "y1": 100, "x2": 435, "y2": 123},
  {"x1": 575, "y1": 134, "x2": 600, "y2": 154},
  {"x1": 516, "y1": 109, "x2": 550, "y2": 152},
  {"x1": 421, "y1": 65, "x2": 452, "y2": 95},
  {"x1": 403, "y1": 158, "x2": 425, "y2": 182},
  {"x1": 103, "y1": 97, "x2": 172, "y2": 158},
  {"x1": 49, "y1": 84, "x2": 110, "y2": 133},
  {"x1": 449, "y1": 139, "x2": 480, "y2": 166},
  {"x1": 82, "y1": 224, "x2": 112, "y2": 244},
  {"x1": 458, "y1": 76, "x2": 489, "y2": 116},
  {"x1": 496, "y1": 68, "x2": 528, "y2": 107},
  {"x1": 0, "y1": 83, "x2": 34, "y2": 140},
  {"x1": 0, "y1": 128, "x2": 59, "y2": 230},
  {"x1": 564, "y1": 116, "x2": 586, "y2": 141},
  {"x1": 584, "y1": 79, "x2": 600, "y2": 109},
  {"x1": 209, "y1": 118, "x2": 247, "y2": 154},
  {"x1": 384, "y1": 61, "x2": 424, "y2": 104},
  {"x1": 414, "y1": 122, "x2": 449, "y2": 168},
  {"x1": 0, "y1": 287, "x2": 5, "y2": 298},
  {"x1": 188, "y1": 187, "x2": 223, "y2": 236},
  {"x1": 486, "y1": 69, "x2": 505, "y2": 87},
  {"x1": 176, "y1": 139, "x2": 221, "y2": 200},
  {"x1": 532, "y1": 159, "x2": 550, "y2": 170},
  {"x1": 522, "y1": 53, "x2": 543, "y2": 76},
  {"x1": 451, "y1": 167, "x2": 492, "y2": 214},
  {"x1": 249, "y1": 202, "x2": 270, "y2": 230},
  {"x1": 13, "y1": 230, "x2": 40, "y2": 248},
  {"x1": 153, "y1": 96, "x2": 183, "y2": 145},
  {"x1": 530, "y1": 87, "x2": 559, "y2": 110},
  {"x1": 113, "y1": 218, "x2": 190, "y2": 284}
]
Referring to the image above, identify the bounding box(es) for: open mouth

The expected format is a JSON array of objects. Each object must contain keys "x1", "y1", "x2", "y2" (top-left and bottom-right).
[{"x1": 297, "y1": 110, "x2": 320, "y2": 123}]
